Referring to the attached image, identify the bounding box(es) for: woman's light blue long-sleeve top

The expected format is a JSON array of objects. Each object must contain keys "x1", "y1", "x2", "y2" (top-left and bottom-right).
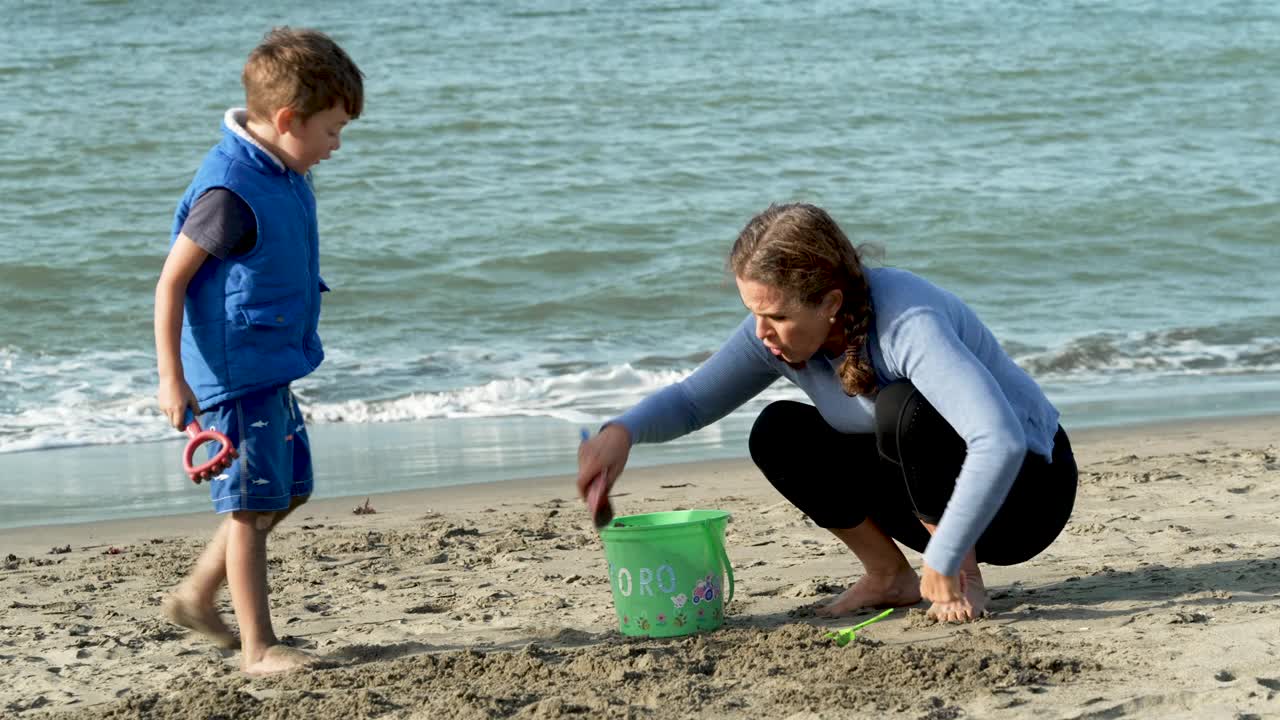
[{"x1": 610, "y1": 267, "x2": 1061, "y2": 576}]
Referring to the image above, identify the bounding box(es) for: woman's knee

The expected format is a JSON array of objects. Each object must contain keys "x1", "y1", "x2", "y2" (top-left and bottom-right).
[
  {"x1": 748, "y1": 401, "x2": 879, "y2": 527},
  {"x1": 875, "y1": 380, "x2": 917, "y2": 417},
  {"x1": 874, "y1": 381, "x2": 964, "y2": 464},
  {"x1": 873, "y1": 381, "x2": 917, "y2": 464},
  {"x1": 748, "y1": 400, "x2": 815, "y2": 467}
]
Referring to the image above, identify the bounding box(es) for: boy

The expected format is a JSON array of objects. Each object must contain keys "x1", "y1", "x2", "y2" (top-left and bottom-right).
[{"x1": 153, "y1": 27, "x2": 363, "y2": 676}]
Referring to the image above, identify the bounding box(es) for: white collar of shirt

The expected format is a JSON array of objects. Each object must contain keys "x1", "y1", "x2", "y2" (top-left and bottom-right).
[{"x1": 223, "y1": 108, "x2": 286, "y2": 171}]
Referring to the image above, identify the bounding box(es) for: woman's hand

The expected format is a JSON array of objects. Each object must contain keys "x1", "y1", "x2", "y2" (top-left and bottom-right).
[
  {"x1": 158, "y1": 377, "x2": 199, "y2": 430},
  {"x1": 920, "y1": 563, "x2": 976, "y2": 622},
  {"x1": 576, "y1": 423, "x2": 632, "y2": 501}
]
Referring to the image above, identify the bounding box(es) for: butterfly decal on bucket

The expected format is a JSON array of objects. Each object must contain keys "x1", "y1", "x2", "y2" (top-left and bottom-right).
[{"x1": 690, "y1": 574, "x2": 720, "y2": 604}]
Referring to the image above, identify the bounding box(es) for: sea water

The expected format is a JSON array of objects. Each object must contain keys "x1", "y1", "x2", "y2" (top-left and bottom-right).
[{"x1": 1, "y1": 1, "x2": 1276, "y2": 527}]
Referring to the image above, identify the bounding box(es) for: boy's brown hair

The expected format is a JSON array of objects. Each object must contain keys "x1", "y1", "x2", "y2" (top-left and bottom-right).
[{"x1": 242, "y1": 27, "x2": 364, "y2": 123}]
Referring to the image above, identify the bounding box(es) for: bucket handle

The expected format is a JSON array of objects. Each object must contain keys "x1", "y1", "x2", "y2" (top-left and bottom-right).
[{"x1": 703, "y1": 520, "x2": 734, "y2": 605}]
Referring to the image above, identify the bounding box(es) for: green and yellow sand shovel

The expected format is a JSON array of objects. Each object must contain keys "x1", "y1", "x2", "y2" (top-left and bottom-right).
[{"x1": 824, "y1": 608, "x2": 894, "y2": 647}]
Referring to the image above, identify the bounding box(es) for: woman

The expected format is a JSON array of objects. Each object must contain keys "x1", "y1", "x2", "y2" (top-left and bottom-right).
[{"x1": 577, "y1": 203, "x2": 1077, "y2": 622}]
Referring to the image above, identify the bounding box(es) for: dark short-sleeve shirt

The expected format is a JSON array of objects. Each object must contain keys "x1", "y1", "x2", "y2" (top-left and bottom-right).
[{"x1": 179, "y1": 188, "x2": 257, "y2": 258}]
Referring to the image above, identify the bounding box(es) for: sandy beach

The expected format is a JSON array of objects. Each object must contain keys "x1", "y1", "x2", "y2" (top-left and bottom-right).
[{"x1": 3, "y1": 414, "x2": 1279, "y2": 719}]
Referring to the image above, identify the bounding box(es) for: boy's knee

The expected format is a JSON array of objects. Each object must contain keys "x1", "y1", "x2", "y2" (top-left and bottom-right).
[{"x1": 230, "y1": 510, "x2": 275, "y2": 530}]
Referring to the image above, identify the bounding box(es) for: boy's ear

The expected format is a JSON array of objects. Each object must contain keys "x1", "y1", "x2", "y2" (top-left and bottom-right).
[{"x1": 271, "y1": 106, "x2": 299, "y2": 136}]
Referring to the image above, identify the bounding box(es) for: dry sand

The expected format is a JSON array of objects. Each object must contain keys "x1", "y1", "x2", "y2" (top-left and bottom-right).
[{"x1": 2, "y1": 415, "x2": 1279, "y2": 719}]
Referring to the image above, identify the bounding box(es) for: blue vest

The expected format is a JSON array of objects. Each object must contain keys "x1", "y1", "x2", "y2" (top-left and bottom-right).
[{"x1": 170, "y1": 122, "x2": 325, "y2": 408}]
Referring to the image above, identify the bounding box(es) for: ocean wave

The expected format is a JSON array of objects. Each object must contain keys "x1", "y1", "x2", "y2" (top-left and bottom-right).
[
  {"x1": 0, "y1": 360, "x2": 782, "y2": 454},
  {"x1": 1017, "y1": 318, "x2": 1280, "y2": 382},
  {"x1": 2, "y1": 318, "x2": 1277, "y2": 454},
  {"x1": 302, "y1": 364, "x2": 691, "y2": 425}
]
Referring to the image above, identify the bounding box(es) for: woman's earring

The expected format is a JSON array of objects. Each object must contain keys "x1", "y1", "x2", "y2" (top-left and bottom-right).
[{"x1": 828, "y1": 316, "x2": 836, "y2": 324}]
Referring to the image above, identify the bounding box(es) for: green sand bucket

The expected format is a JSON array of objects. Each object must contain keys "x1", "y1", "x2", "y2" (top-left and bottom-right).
[{"x1": 599, "y1": 509, "x2": 735, "y2": 638}]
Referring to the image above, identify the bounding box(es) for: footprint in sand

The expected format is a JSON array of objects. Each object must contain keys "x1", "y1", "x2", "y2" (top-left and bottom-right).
[{"x1": 405, "y1": 602, "x2": 448, "y2": 614}]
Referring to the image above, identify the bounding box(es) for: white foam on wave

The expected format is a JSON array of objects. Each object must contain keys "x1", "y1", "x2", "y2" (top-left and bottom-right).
[
  {"x1": 302, "y1": 363, "x2": 806, "y2": 424},
  {"x1": 0, "y1": 347, "x2": 172, "y2": 453},
  {"x1": 0, "y1": 357, "x2": 803, "y2": 454},
  {"x1": 4, "y1": 325, "x2": 1277, "y2": 454},
  {"x1": 1016, "y1": 327, "x2": 1280, "y2": 383},
  {"x1": 0, "y1": 396, "x2": 167, "y2": 454}
]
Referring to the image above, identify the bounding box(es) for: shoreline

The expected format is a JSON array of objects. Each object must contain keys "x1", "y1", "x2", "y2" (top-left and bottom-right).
[
  {"x1": 0, "y1": 456, "x2": 753, "y2": 557},
  {"x1": 1, "y1": 409, "x2": 1277, "y2": 539}
]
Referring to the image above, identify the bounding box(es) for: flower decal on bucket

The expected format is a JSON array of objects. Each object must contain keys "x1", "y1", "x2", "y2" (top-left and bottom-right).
[{"x1": 672, "y1": 593, "x2": 687, "y2": 609}]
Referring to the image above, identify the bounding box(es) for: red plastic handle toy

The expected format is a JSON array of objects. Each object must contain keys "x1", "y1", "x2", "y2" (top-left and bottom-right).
[{"x1": 183, "y1": 415, "x2": 235, "y2": 484}]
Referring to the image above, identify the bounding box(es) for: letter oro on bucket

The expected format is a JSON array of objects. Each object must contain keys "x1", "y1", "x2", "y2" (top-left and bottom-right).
[{"x1": 598, "y1": 509, "x2": 734, "y2": 638}]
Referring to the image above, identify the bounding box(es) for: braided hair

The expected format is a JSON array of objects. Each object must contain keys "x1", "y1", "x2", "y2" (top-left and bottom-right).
[{"x1": 729, "y1": 203, "x2": 877, "y2": 396}]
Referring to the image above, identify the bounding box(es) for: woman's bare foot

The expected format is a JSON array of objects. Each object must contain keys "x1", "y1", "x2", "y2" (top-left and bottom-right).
[
  {"x1": 925, "y1": 568, "x2": 988, "y2": 623},
  {"x1": 814, "y1": 568, "x2": 922, "y2": 617},
  {"x1": 243, "y1": 644, "x2": 315, "y2": 676},
  {"x1": 161, "y1": 593, "x2": 238, "y2": 649}
]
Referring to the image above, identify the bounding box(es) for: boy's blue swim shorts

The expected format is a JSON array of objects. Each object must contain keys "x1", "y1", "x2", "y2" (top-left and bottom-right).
[{"x1": 198, "y1": 385, "x2": 314, "y2": 514}]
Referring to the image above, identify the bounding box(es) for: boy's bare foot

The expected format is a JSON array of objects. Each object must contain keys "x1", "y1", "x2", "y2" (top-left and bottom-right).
[
  {"x1": 814, "y1": 568, "x2": 922, "y2": 617},
  {"x1": 243, "y1": 645, "x2": 315, "y2": 676},
  {"x1": 161, "y1": 593, "x2": 238, "y2": 649},
  {"x1": 925, "y1": 569, "x2": 988, "y2": 623}
]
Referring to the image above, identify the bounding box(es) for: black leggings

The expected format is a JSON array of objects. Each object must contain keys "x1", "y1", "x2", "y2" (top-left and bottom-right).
[{"x1": 748, "y1": 382, "x2": 1078, "y2": 566}]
